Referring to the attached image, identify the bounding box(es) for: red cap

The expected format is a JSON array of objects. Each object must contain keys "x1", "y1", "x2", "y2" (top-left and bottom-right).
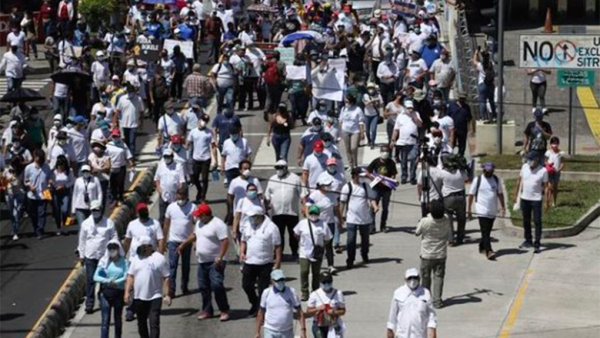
[
  {"x1": 111, "y1": 129, "x2": 121, "y2": 137},
  {"x1": 314, "y1": 140, "x2": 325, "y2": 152},
  {"x1": 193, "y1": 204, "x2": 212, "y2": 217},
  {"x1": 326, "y1": 157, "x2": 337, "y2": 166},
  {"x1": 136, "y1": 202, "x2": 148, "y2": 213},
  {"x1": 171, "y1": 135, "x2": 183, "y2": 144}
]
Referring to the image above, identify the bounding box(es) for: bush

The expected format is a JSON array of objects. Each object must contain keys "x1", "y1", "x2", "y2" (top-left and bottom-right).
[{"x1": 78, "y1": 0, "x2": 119, "y2": 32}]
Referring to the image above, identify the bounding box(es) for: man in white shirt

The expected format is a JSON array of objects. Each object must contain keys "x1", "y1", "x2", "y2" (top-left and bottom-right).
[
  {"x1": 240, "y1": 208, "x2": 282, "y2": 317},
  {"x1": 163, "y1": 187, "x2": 196, "y2": 297},
  {"x1": 0, "y1": 41, "x2": 27, "y2": 92},
  {"x1": 221, "y1": 127, "x2": 252, "y2": 184},
  {"x1": 186, "y1": 114, "x2": 216, "y2": 203},
  {"x1": 116, "y1": 84, "x2": 144, "y2": 157},
  {"x1": 468, "y1": 162, "x2": 506, "y2": 260},
  {"x1": 256, "y1": 269, "x2": 307, "y2": 338},
  {"x1": 90, "y1": 51, "x2": 110, "y2": 102},
  {"x1": 106, "y1": 129, "x2": 134, "y2": 205},
  {"x1": 48, "y1": 130, "x2": 77, "y2": 170},
  {"x1": 178, "y1": 204, "x2": 231, "y2": 321},
  {"x1": 78, "y1": 200, "x2": 118, "y2": 313},
  {"x1": 391, "y1": 100, "x2": 422, "y2": 184},
  {"x1": 429, "y1": 49, "x2": 456, "y2": 102},
  {"x1": 210, "y1": 57, "x2": 236, "y2": 114},
  {"x1": 440, "y1": 155, "x2": 469, "y2": 245},
  {"x1": 124, "y1": 236, "x2": 171, "y2": 337},
  {"x1": 265, "y1": 160, "x2": 303, "y2": 258},
  {"x1": 71, "y1": 164, "x2": 103, "y2": 224},
  {"x1": 68, "y1": 115, "x2": 90, "y2": 167},
  {"x1": 155, "y1": 149, "x2": 186, "y2": 224},
  {"x1": 157, "y1": 103, "x2": 186, "y2": 153},
  {"x1": 405, "y1": 50, "x2": 428, "y2": 87},
  {"x1": 387, "y1": 268, "x2": 437, "y2": 338},
  {"x1": 302, "y1": 140, "x2": 329, "y2": 193},
  {"x1": 515, "y1": 152, "x2": 548, "y2": 253},
  {"x1": 340, "y1": 168, "x2": 379, "y2": 269}
]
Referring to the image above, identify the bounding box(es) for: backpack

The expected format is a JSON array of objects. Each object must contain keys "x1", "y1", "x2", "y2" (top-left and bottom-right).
[
  {"x1": 483, "y1": 64, "x2": 495, "y2": 86},
  {"x1": 59, "y1": 4, "x2": 69, "y2": 21},
  {"x1": 263, "y1": 61, "x2": 281, "y2": 86},
  {"x1": 474, "y1": 174, "x2": 499, "y2": 202},
  {"x1": 344, "y1": 182, "x2": 369, "y2": 218}
]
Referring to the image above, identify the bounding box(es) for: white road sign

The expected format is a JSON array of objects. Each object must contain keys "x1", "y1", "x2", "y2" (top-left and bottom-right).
[{"x1": 519, "y1": 35, "x2": 600, "y2": 69}]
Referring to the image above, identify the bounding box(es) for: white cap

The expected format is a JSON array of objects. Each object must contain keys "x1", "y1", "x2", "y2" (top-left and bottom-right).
[
  {"x1": 163, "y1": 148, "x2": 174, "y2": 156},
  {"x1": 81, "y1": 164, "x2": 91, "y2": 172},
  {"x1": 317, "y1": 175, "x2": 334, "y2": 186},
  {"x1": 275, "y1": 160, "x2": 287, "y2": 167},
  {"x1": 404, "y1": 100, "x2": 414, "y2": 108},
  {"x1": 139, "y1": 236, "x2": 153, "y2": 246},
  {"x1": 374, "y1": 9, "x2": 382, "y2": 16},
  {"x1": 405, "y1": 268, "x2": 420, "y2": 279},
  {"x1": 96, "y1": 51, "x2": 105, "y2": 58},
  {"x1": 53, "y1": 114, "x2": 63, "y2": 121},
  {"x1": 90, "y1": 200, "x2": 102, "y2": 210},
  {"x1": 112, "y1": 75, "x2": 119, "y2": 80}
]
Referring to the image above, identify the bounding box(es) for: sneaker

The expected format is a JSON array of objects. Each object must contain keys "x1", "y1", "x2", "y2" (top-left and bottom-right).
[
  {"x1": 400, "y1": 179, "x2": 408, "y2": 185},
  {"x1": 328, "y1": 266, "x2": 337, "y2": 274},
  {"x1": 346, "y1": 261, "x2": 354, "y2": 270},
  {"x1": 533, "y1": 247, "x2": 541, "y2": 254},
  {"x1": 519, "y1": 241, "x2": 533, "y2": 249},
  {"x1": 182, "y1": 287, "x2": 190, "y2": 295},
  {"x1": 197, "y1": 312, "x2": 212, "y2": 320},
  {"x1": 12, "y1": 234, "x2": 19, "y2": 241},
  {"x1": 362, "y1": 255, "x2": 370, "y2": 264},
  {"x1": 334, "y1": 245, "x2": 343, "y2": 254},
  {"x1": 125, "y1": 311, "x2": 135, "y2": 322},
  {"x1": 410, "y1": 180, "x2": 417, "y2": 185},
  {"x1": 247, "y1": 304, "x2": 259, "y2": 317},
  {"x1": 219, "y1": 312, "x2": 230, "y2": 322},
  {"x1": 85, "y1": 308, "x2": 94, "y2": 314},
  {"x1": 433, "y1": 301, "x2": 444, "y2": 309},
  {"x1": 486, "y1": 250, "x2": 496, "y2": 260}
]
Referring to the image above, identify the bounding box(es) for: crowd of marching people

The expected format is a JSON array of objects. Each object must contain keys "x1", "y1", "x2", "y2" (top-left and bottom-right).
[{"x1": 0, "y1": 0, "x2": 564, "y2": 337}]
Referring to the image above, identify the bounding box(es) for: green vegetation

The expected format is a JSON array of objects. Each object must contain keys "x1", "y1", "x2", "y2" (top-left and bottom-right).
[
  {"x1": 505, "y1": 179, "x2": 600, "y2": 229},
  {"x1": 481, "y1": 154, "x2": 599, "y2": 172},
  {"x1": 78, "y1": 0, "x2": 119, "y2": 32}
]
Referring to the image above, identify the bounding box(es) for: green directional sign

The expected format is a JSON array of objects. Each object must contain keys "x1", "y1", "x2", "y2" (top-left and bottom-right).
[{"x1": 557, "y1": 70, "x2": 596, "y2": 88}]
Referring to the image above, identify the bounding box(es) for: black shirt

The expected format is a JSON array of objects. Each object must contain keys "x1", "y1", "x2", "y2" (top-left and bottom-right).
[
  {"x1": 367, "y1": 158, "x2": 398, "y2": 191},
  {"x1": 524, "y1": 120, "x2": 552, "y2": 152}
]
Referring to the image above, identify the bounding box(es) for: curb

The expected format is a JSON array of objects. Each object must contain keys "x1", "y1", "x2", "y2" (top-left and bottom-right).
[
  {"x1": 28, "y1": 165, "x2": 157, "y2": 338},
  {"x1": 474, "y1": 168, "x2": 600, "y2": 182},
  {"x1": 499, "y1": 180, "x2": 600, "y2": 239}
]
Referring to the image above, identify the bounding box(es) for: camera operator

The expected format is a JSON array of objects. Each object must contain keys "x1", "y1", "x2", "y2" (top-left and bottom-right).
[
  {"x1": 416, "y1": 144, "x2": 444, "y2": 217},
  {"x1": 439, "y1": 154, "x2": 469, "y2": 246}
]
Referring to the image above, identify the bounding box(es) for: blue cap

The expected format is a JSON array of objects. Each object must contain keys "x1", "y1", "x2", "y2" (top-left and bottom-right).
[
  {"x1": 533, "y1": 108, "x2": 544, "y2": 119},
  {"x1": 74, "y1": 115, "x2": 88, "y2": 124}
]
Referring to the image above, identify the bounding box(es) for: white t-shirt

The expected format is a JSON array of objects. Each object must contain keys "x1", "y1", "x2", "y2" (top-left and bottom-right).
[
  {"x1": 235, "y1": 197, "x2": 265, "y2": 232},
  {"x1": 154, "y1": 161, "x2": 186, "y2": 202},
  {"x1": 117, "y1": 94, "x2": 144, "y2": 129},
  {"x1": 306, "y1": 190, "x2": 337, "y2": 224},
  {"x1": 544, "y1": 150, "x2": 563, "y2": 172},
  {"x1": 406, "y1": 58, "x2": 428, "y2": 81},
  {"x1": 260, "y1": 286, "x2": 301, "y2": 332},
  {"x1": 157, "y1": 113, "x2": 185, "y2": 138},
  {"x1": 241, "y1": 218, "x2": 281, "y2": 265},
  {"x1": 165, "y1": 201, "x2": 196, "y2": 243},
  {"x1": 105, "y1": 141, "x2": 133, "y2": 168},
  {"x1": 430, "y1": 59, "x2": 455, "y2": 88},
  {"x1": 187, "y1": 128, "x2": 213, "y2": 161},
  {"x1": 530, "y1": 69, "x2": 547, "y2": 84},
  {"x1": 293, "y1": 219, "x2": 332, "y2": 261},
  {"x1": 303, "y1": 154, "x2": 328, "y2": 191},
  {"x1": 394, "y1": 112, "x2": 420, "y2": 146},
  {"x1": 228, "y1": 176, "x2": 262, "y2": 209},
  {"x1": 125, "y1": 218, "x2": 164, "y2": 260},
  {"x1": 194, "y1": 217, "x2": 229, "y2": 263},
  {"x1": 221, "y1": 138, "x2": 252, "y2": 171},
  {"x1": 210, "y1": 62, "x2": 236, "y2": 88},
  {"x1": 128, "y1": 252, "x2": 169, "y2": 301},
  {"x1": 436, "y1": 116, "x2": 454, "y2": 145},
  {"x1": 519, "y1": 164, "x2": 548, "y2": 201},
  {"x1": 6, "y1": 31, "x2": 26, "y2": 52},
  {"x1": 468, "y1": 175, "x2": 502, "y2": 218},
  {"x1": 340, "y1": 182, "x2": 376, "y2": 224},
  {"x1": 440, "y1": 169, "x2": 467, "y2": 197},
  {"x1": 339, "y1": 105, "x2": 365, "y2": 134},
  {"x1": 307, "y1": 288, "x2": 346, "y2": 326}
]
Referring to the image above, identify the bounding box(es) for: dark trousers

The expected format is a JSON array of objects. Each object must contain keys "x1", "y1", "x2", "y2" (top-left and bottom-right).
[
  {"x1": 152, "y1": 99, "x2": 167, "y2": 124},
  {"x1": 521, "y1": 199, "x2": 542, "y2": 246},
  {"x1": 242, "y1": 263, "x2": 273, "y2": 307},
  {"x1": 133, "y1": 298, "x2": 162, "y2": 338},
  {"x1": 325, "y1": 222, "x2": 335, "y2": 267},
  {"x1": 376, "y1": 189, "x2": 392, "y2": 229},
  {"x1": 444, "y1": 193, "x2": 467, "y2": 242},
  {"x1": 299, "y1": 258, "x2": 322, "y2": 298},
  {"x1": 171, "y1": 72, "x2": 184, "y2": 100},
  {"x1": 27, "y1": 198, "x2": 47, "y2": 236},
  {"x1": 167, "y1": 241, "x2": 191, "y2": 296},
  {"x1": 123, "y1": 128, "x2": 137, "y2": 158},
  {"x1": 197, "y1": 261, "x2": 230, "y2": 315},
  {"x1": 191, "y1": 160, "x2": 211, "y2": 202},
  {"x1": 158, "y1": 198, "x2": 169, "y2": 225},
  {"x1": 84, "y1": 258, "x2": 99, "y2": 310},
  {"x1": 420, "y1": 257, "x2": 446, "y2": 305},
  {"x1": 266, "y1": 84, "x2": 283, "y2": 113},
  {"x1": 271, "y1": 215, "x2": 299, "y2": 256},
  {"x1": 346, "y1": 223, "x2": 371, "y2": 264},
  {"x1": 225, "y1": 168, "x2": 240, "y2": 183},
  {"x1": 530, "y1": 81, "x2": 546, "y2": 108},
  {"x1": 100, "y1": 288, "x2": 124, "y2": 338},
  {"x1": 238, "y1": 77, "x2": 258, "y2": 110},
  {"x1": 371, "y1": 60, "x2": 380, "y2": 83},
  {"x1": 289, "y1": 91, "x2": 309, "y2": 121},
  {"x1": 456, "y1": 132, "x2": 467, "y2": 157},
  {"x1": 379, "y1": 82, "x2": 395, "y2": 105},
  {"x1": 478, "y1": 217, "x2": 495, "y2": 252},
  {"x1": 110, "y1": 167, "x2": 127, "y2": 202}
]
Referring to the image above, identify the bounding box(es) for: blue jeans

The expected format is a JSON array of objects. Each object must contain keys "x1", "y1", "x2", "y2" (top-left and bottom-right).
[
  {"x1": 271, "y1": 133, "x2": 291, "y2": 161},
  {"x1": 52, "y1": 189, "x2": 70, "y2": 229},
  {"x1": 216, "y1": 86, "x2": 234, "y2": 115},
  {"x1": 264, "y1": 327, "x2": 294, "y2": 338},
  {"x1": 365, "y1": 114, "x2": 379, "y2": 146},
  {"x1": 7, "y1": 77, "x2": 23, "y2": 92},
  {"x1": 99, "y1": 288, "x2": 124, "y2": 338},
  {"x1": 122, "y1": 128, "x2": 137, "y2": 158},
  {"x1": 197, "y1": 261, "x2": 230, "y2": 314},
  {"x1": 52, "y1": 96, "x2": 69, "y2": 117},
  {"x1": 167, "y1": 241, "x2": 191, "y2": 296},
  {"x1": 6, "y1": 192, "x2": 25, "y2": 235},
  {"x1": 84, "y1": 258, "x2": 99, "y2": 310},
  {"x1": 346, "y1": 223, "x2": 371, "y2": 264},
  {"x1": 27, "y1": 198, "x2": 47, "y2": 236},
  {"x1": 75, "y1": 208, "x2": 91, "y2": 226},
  {"x1": 520, "y1": 199, "x2": 543, "y2": 246},
  {"x1": 477, "y1": 83, "x2": 496, "y2": 121},
  {"x1": 397, "y1": 144, "x2": 418, "y2": 182}
]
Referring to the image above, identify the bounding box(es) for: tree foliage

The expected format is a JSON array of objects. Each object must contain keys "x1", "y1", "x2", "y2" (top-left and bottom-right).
[{"x1": 78, "y1": 0, "x2": 119, "y2": 31}]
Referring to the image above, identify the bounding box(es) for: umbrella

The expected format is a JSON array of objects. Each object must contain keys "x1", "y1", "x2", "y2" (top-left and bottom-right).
[
  {"x1": 247, "y1": 4, "x2": 278, "y2": 13},
  {"x1": 279, "y1": 30, "x2": 324, "y2": 47},
  {"x1": 0, "y1": 88, "x2": 46, "y2": 103},
  {"x1": 143, "y1": 0, "x2": 176, "y2": 4},
  {"x1": 51, "y1": 69, "x2": 92, "y2": 87}
]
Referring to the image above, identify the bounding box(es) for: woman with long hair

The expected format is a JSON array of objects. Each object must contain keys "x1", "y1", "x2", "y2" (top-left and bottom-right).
[
  {"x1": 267, "y1": 104, "x2": 295, "y2": 161},
  {"x1": 51, "y1": 155, "x2": 73, "y2": 235}
]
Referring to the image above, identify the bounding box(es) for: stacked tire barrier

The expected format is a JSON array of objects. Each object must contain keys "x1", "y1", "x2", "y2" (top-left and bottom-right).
[{"x1": 29, "y1": 165, "x2": 157, "y2": 338}]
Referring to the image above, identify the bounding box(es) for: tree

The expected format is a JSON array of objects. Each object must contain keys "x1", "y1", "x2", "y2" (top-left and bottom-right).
[{"x1": 78, "y1": 0, "x2": 119, "y2": 32}]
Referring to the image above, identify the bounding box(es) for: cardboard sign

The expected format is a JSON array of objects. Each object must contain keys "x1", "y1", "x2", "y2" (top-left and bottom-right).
[
  {"x1": 393, "y1": 1, "x2": 418, "y2": 16},
  {"x1": 163, "y1": 39, "x2": 194, "y2": 59},
  {"x1": 275, "y1": 47, "x2": 295, "y2": 66},
  {"x1": 286, "y1": 65, "x2": 307, "y2": 80},
  {"x1": 312, "y1": 59, "x2": 346, "y2": 101},
  {"x1": 134, "y1": 42, "x2": 162, "y2": 62}
]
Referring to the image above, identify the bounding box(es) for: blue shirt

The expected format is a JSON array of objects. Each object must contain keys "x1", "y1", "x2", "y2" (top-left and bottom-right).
[
  {"x1": 420, "y1": 43, "x2": 443, "y2": 68},
  {"x1": 447, "y1": 101, "x2": 472, "y2": 135},
  {"x1": 147, "y1": 22, "x2": 163, "y2": 40},
  {"x1": 24, "y1": 162, "x2": 54, "y2": 200},
  {"x1": 178, "y1": 23, "x2": 194, "y2": 41},
  {"x1": 93, "y1": 258, "x2": 129, "y2": 289},
  {"x1": 212, "y1": 114, "x2": 242, "y2": 145}
]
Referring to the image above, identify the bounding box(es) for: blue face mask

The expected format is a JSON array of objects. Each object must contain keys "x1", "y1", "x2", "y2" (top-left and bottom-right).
[
  {"x1": 275, "y1": 281, "x2": 286, "y2": 291},
  {"x1": 231, "y1": 134, "x2": 239, "y2": 142},
  {"x1": 247, "y1": 191, "x2": 257, "y2": 200},
  {"x1": 321, "y1": 282, "x2": 333, "y2": 292}
]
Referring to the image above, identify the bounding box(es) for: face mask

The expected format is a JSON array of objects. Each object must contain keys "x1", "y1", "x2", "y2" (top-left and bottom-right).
[
  {"x1": 231, "y1": 134, "x2": 239, "y2": 142},
  {"x1": 551, "y1": 144, "x2": 558, "y2": 150},
  {"x1": 528, "y1": 160, "x2": 537, "y2": 168},
  {"x1": 275, "y1": 281, "x2": 286, "y2": 291},
  {"x1": 108, "y1": 249, "x2": 119, "y2": 258},
  {"x1": 12, "y1": 142, "x2": 21, "y2": 149},
  {"x1": 199, "y1": 120, "x2": 207, "y2": 129},
  {"x1": 242, "y1": 169, "x2": 251, "y2": 177},
  {"x1": 321, "y1": 282, "x2": 333, "y2": 292},
  {"x1": 345, "y1": 101, "x2": 352, "y2": 107},
  {"x1": 53, "y1": 120, "x2": 62, "y2": 127},
  {"x1": 407, "y1": 279, "x2": 419, "y2": 290},
  {"x1": 250, "y1": 216, "x2": 261, "y2": 227},
  {"x1": 368, "y1": 89, "x2": 376, "y2": 95},
  {"x1": 276, "y1": 169, "x2": 285, "y2": 177},
  {"x1": 314, "y1": 151, "x2": 324, "y2": 157},
  {"x1": 381, "y1": 152, "x2": 390, "y2": 160},
  {"x1": 167, "y1": 110, "x2": 175, "y2": 116},
  {"x1": 433, "y1": 109, "x2": 440, "y2": 116},
  {"x1": 92, "y1": 210, "x2": 103, "y2": 221},
  {"x1": 83, "y1": 172, "x2": 91, "y2": 179},
  {"x1": 164, "y1": 157, "x2": 173, "y2": 164},
  {"x1": 58, "y1": 139, "x2": 67, "y2": 146},
  {"x1": 247, "y1": 191, "x2": 258, "y2": 200},
  {"x1": 308, "y1": 215, "x2": 320, "y2": 222},
  {"x1": 312, "y1": 125, "x2": 322, "y2": 132},
  {"x1": 324, "y1": 141, "x2": 332, "y2": 148},
  {"x1": 66, "y1": 123, "x2": 73, "y2": 129},
  {"x1": 433, "y1": 100, "x2": 442, "y2": 107},
  {"x1": 177, "y1": 199, "x2": 187, "y2": 206},
  {"x1": 173, "y1": 145, "x2": 182, "y2": 152},
  {"x1": 434, "y1": 136, "x2": 442, "y2": 144},
  {"x1": 319, "y1": 106, "x2": 327, "y2": 112},
  {"x1": 327, "y1": 166, "x2": 337, "y2": 175}
]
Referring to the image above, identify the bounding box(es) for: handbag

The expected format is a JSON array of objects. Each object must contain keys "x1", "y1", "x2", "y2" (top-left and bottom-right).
[{"x1": 308, "y1": 220, "x2": 324, "y2": 260}]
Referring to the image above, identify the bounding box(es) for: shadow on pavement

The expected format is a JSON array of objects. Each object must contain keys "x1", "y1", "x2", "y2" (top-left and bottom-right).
[
  {"x1": 161, "y1": 308, "x2": 197, "y2": 317},
  {"x1": 341, "y1": 290, "x2": 357, "y2": 296},
  {"x1": 444, "y1": 288, "x2": 504, "y2": 308},
  {"x1": 540, "y1": 242, "x2": 576, "y2": 252},
  {"x1": 0, "y1": 313, "x2": 25, "y2": 321},
  {"x1": 386, "y1": 226, "x2": 415, "y2": 234},
  {"x1": 494, "y1": 248, "x2": 528, "y2": 258}
]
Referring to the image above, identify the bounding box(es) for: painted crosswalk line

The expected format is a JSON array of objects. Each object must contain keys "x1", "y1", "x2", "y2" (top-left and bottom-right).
[{"x1": 0, "y1": 78, "x2": 52, "y2": 94}]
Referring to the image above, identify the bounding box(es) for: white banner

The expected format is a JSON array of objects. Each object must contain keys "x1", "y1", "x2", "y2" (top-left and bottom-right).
[
  {"x1": 286, "y1": 65, "x2": 307, "y2": 80},
  {"x1": 519, "y1": 34, "x2": 600, "y2": 69},
  {"x1": 275, "y1": 47, "x2": 295, "y2": 66},
  {"x1": 312, "y1": 59, "x2": 346, "y2": 101},
  {"x1": 163, "y1": 39, "x2": 194, "y2": 59}
]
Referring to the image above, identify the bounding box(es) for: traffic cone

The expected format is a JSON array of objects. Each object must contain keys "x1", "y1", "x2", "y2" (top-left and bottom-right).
[{"x1": 543, "y1": 7, "x2": 555, "y2": 33}]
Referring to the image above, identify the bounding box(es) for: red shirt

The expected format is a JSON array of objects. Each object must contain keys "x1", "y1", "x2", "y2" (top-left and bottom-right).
[{"x1": 39, "y1": 4, "x2": 52, "y2": 20}]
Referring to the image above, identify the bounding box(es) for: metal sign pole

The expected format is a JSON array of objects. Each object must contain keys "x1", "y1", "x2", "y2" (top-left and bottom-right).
[
  {"x1": 497, "y1": 0, "x2": 505, "y2": 155},
  {"x1": 568, "y1": 87, "x2": 573, "y2": 155}
]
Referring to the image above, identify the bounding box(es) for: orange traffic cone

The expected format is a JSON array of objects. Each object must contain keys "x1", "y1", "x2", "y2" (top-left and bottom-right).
[{"x1": 543, "y1": 7, "x2": 555, "y2": 33}]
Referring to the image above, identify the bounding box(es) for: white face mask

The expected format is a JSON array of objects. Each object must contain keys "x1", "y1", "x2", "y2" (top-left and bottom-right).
[
  {"x1": 177, "y1": 199, "x2": 186, "y2": 206},
  {"x1": 276, "y1": 169, "x2": 285, "y2": 177},
  {"x1": 83, "y1": 172, "x2": 91, "y2": 179},
  {"x1": 58, "y1": 139, "x2": 67, "y2": 146},
  {"x1": 407, "y1": 279, "x2": 419, "y2": 290},
  {"x1": 242, "y1": 169, "x2": 251, "y2": 177},
  {"x1": 53, "y1": 120, "x2": 61, "y2": 127},
  {"x1": 433, "y1": 109, "x2": 440, "y2": 116},
  {"x1": 199, "y1": 120, "x2": 207, "y2": 129},
  {"x1": 321, "y1": 282, "x2": 333, "y2": 292},
  {"x1": 308, "y1": 215, "x2": 320, "y2": 222},
  {"x1": 108, "y1": 249, "x2": 119, "y2": 258},
  {"x1": 433, "y1": 100, "x2": 442, "y2": 106},
  {"x1": 164, "y1": 157, "x2": 173, "y2": 165},
  {"x1": 324, "y1": 141, "x2": 332, "y2": 148}
]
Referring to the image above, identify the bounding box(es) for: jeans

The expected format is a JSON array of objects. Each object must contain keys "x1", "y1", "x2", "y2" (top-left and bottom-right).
[
  {"x1": 133, "y1": 298, "x2": 162, "y2": 338},
  {"x1": 242, "y1": 263, "x2": 273, "y2": 308},
  {"x1": 84, "y1": 258, "x2": 99, "y2": 310},
  {"x1": 346, "y1": 223, "x2": 371, "y2": 264},
  {"x1": 477, "y1": 83, "x2": 496, "y2": 121},
  {"x1": 376, "y1": 189, "x2": 392, "y2": 229},
  {"x1": 52, "y1": 189, "x2": 70, "y2": 229},
  {"x1": 122, "y1": 128, "x2": 137, "y2": 158},
  {"x1": 420, "y1": 257, "x2": 446, "y2": 306},
  {"x1": 191, "y1": 160, "x2": 211, "y2": 202},
  {"x1": 6, "y1": 192, "x2": 25, "y2": 235},
  {"x1": 299, "y1": 258, "x2": 322, "y2": 299},
  {"x1": 478, "y1": 217, "x2": 495, "y2": 252},
  {"x1": 216, "y1": 86, "x2": 234, "y2": 115},
  {"x1": 379, "y1": 82, "x2": 395, "y2": 105},
  {"x1": 444, "y1": 193, "x2": 467, "y2": 242},
  {"x1": 167, "y1": 241, "x2": 191, "y2": 297},
  {"x1": 53, "y1": 96, "x2": 69, "y2": 117},
  {"x1": 27, "y1": 198, "x2": 47, "y2": 236},
  {"x1": 197, "y1": 261, "x2": 230, "y2": 314},
  {"x1": 7, "y1": 77, "x2": 23, "y2": 92},
  {"x1": 110, "y1": 167, "x2": 127, "y2": 202},
  {"x1": 99, "y1": 288, "x2": 124, "y2": 338},
  {"x1": 289, "y1": 91, "x2": 309, "y2": 121},
  {"x1": 342, "y1": 131, "x2": 360, "y2": 168},
  {"x1": 264, "y1": 327, "x2": 294, "y2": 338},
  {"x1": 520, "y1": 199, "x2": 543, "y2": 247},
  {"x1": 271, "y1": 215, "x2": 299, "y2": 256},
  {"x1": 271, "y1": 133, "x2": 291, "y2": 162},
  {"x1": 397, "y1": 144, "x2": 418, "y2": 182},
  {"x1": 365, "y1": 115, "x2": 379, "y2": 146},
  {"x1": 530, "y1": 81, "x2": 546, "y2": 108},
  {"x1": 75, "y1": 208, "x2": 91, "y2": 226}
]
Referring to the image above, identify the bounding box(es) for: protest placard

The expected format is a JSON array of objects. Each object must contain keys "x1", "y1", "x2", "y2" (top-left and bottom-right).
[
  {"x1": 312, "y1": 59, "x2": 346, "y2": 101},
  {"x1": 286, "y1": 65, "x2": 307, "y2": 80},
  {"x1": 275, "y1": 47, "x2": 295, "y2": 66},
  {"x1": 163, "y1": 39, "x2": 194, "y2": 59}
]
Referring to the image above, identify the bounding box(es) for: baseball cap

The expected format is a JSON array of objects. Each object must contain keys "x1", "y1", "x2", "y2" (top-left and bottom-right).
[
  {"x1": 308, "y1": 205, "x2": 321, "y2": 215},
  {"x1": 326, "y1": 157, "x2": 337, "y2": 166},
  {"x1": 314, "y1": 140, "x2": 325, "y2": 152},
  {"x1": 270, "y1": 269, "x2": 286, "y2": 281},
  {"x1": 163, "y1": 148, "x2": 174, "y2": 156},
  {"x1": 482, "y1": 162, "x2": 495, "y2": 172},
  {"x1": 274, "y1": 160, "x2": 287, "y2": 169},
  {"x1": 404, "y1": 100, "x2": 414, "y2": 109},
  {"x1": 320, "y1": 271, "x2": 333, "y2": 283},
  {"x1": 53, "y1": 114, "x2": 63, "y2": 121},
  {"x1": 317, "y1": 174, "x2": 333, "y2": 186},
  {"x1": 405, "y1": 268, "x2": 420, "y2": 279},
  {"x1": 192, "y1": 203, "x2": 212, "y2": 217},
  {"x1": 136, "y1": 203, "x2": 148, "y2": 213},
  {"x1": 74, "y1": 115, "x2": 88, "y2": 124},
  {"x1": 80, "y1": 164, "x2": 91, "y2": 172},
  {"x1": 90, "y1": 200, "x2": 102, "y2": 211},
  {"x1": 111, "y1": 129, "x2": 121, "y2": 137}
]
